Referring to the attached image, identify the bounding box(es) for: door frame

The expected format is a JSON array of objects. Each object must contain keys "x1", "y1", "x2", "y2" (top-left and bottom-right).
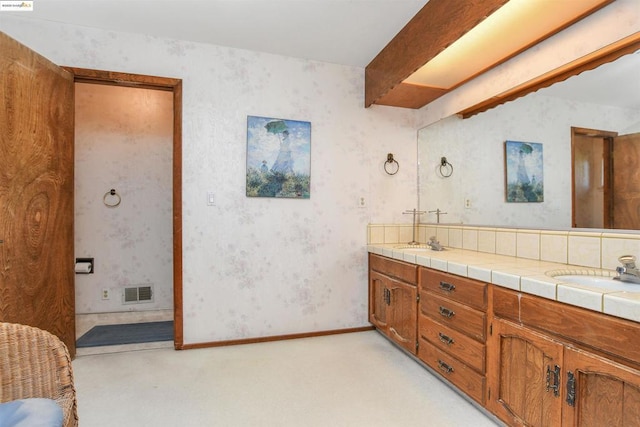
[
  {"x1": 64, "y1": 67, "x2": 184, "y2": 349},
  {"x1": 570, "y1": 126, "x2": 617, "y2": 229}
]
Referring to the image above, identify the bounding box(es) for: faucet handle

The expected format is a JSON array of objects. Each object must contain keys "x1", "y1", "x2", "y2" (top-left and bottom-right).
[{"x1": 619, "y1": 255, "x2": 637, "y2": 267}]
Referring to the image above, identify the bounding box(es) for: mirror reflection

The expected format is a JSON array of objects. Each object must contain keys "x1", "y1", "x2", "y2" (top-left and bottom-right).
[{"x1": 418, "y1": 50, "x2": 640, "y2": 230}]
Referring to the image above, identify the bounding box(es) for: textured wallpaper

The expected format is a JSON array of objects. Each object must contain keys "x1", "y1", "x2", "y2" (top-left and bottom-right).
[
  {"x1": 74, "y1": 83, "x2": 174, "y2": 314},
  {"x1": 0, "y1": 16, "x2": 418, "y2": 344}
]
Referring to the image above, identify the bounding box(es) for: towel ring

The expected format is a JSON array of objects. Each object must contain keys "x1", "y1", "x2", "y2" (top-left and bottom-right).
[
  {"x1": 384, "y1": 153, "x2": 399, "y2": 175},
  {"x1": 103, "y1": 189, "x2": 121, "y2": 208},
  {"x1": 438, "y1": 157, "x2": 453, "y2": 178}
]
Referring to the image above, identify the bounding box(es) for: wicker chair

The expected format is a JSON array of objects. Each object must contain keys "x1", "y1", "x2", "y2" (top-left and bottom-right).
[{"x1": 0, "y1": 322, "x2": 78, "y2": 427}]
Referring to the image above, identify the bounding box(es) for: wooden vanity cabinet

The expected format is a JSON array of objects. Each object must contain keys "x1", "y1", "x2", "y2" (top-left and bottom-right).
[
  {"x1": 368, "y1": 254, "x2": 418, "y2": 354},
  {"x1": 417, "y1": 268, "x2": 488, "y2": 404},
  {"x1": 489, "y1": 286, "x2": 640, "y2": 427}
]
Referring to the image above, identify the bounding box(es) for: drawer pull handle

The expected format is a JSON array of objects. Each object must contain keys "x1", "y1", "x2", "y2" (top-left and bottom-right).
[
  {"x1": 439, "y1": 281, "x2": 456, "y2": 292},
  {"x1": 437, "y1": 359, "x2": 454, "y2": 374},
  {"x1": 438, "y1": 332, "x2": 455, "y2": 346},
  {"x1": 438, "y1": 306, "x2": 456, "y2": 318}
]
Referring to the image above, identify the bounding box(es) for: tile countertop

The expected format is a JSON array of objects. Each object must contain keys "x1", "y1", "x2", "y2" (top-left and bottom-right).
[{"x1": 368, "y1": 244, "x2": 640, "y2": 324}]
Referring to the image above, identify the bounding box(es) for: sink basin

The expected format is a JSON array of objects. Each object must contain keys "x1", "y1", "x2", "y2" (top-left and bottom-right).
[
  {"x1": 394, "y1": 244, "x2": 445, "y2": 252},
  {"x1": 394, "y1": 245, "x2": 430, "y2": 251},
  {"x1": 554, "y1": 275, "x2": 640, "y2": 292}
]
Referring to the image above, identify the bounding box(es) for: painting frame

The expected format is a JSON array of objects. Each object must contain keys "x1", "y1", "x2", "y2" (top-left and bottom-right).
[
  {"x1": 246, "y1": 115, "x2": 311, "y2": 199},
  {"x1": 504, "y1": 140, "x2": 544, "y2": 203}
]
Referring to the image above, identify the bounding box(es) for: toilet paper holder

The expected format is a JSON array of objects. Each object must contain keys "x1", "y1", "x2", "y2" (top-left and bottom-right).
[{"x1": 75, "y1": 258, "x2": 94, "y2": 274}]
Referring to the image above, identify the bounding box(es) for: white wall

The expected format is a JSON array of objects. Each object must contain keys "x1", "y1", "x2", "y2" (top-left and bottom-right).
[
  {"x1": 0, "y1": 16, "x2": 417, "y2": 344},
  {"x1": 74, "y1": 83, "x2": 174, "y2": 314}
]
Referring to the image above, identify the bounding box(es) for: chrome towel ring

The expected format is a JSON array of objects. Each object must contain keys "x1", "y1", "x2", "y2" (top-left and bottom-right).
[
  {"x1": 384, "y1": 153, "x2": 399, "y2": 175},
  {"x1": 103, "y1": 189, "x2": 121, "y2": 207},
  {"x1": 438, "y1": 157, "x2": 453, "y2": 178}
]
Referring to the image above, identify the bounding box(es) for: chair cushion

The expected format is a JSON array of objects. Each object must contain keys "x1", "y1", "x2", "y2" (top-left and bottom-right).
[{"x1": 0, "y1": 398, "x2": 63, "y2": 427}]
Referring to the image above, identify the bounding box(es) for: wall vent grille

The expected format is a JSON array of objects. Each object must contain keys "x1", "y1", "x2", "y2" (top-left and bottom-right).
[{"x1": 123, "y1": 285, "x2": 153, "y2": 304}]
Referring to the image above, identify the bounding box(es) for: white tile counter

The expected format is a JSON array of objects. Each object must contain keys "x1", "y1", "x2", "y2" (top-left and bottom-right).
[{"x1": 368, "y1": 243, "x2": 640, "y2": 323}]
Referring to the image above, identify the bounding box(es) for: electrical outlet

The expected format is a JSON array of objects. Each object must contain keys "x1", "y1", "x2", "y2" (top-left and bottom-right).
[
  {"x1": 102, "y1": 288, "x2": 110, "y2": 300},
  {"x1": 358, "y1": 196, "x2": 367, "y2": 208},
  {"x1": 465, "y1": 198, "x2": 472, "y2": 209}
]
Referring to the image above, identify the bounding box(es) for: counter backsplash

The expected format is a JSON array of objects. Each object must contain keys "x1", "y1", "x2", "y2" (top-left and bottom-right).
[{"x1": 368, "y1": 224, "x2": 640, "y2": 272}]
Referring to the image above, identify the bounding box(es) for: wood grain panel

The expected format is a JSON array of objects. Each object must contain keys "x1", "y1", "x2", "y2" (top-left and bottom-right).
[
  {"x1": 564, "y1": 347, "x2": 640, "y2": 426},
  {"x1": 421, "y1": 291, "x2": 486, "y2": 341},
  {"x1": 420, "y1": 267, "x2": 487, "y2": 310},
  {"x1": 487, "y1": 319, "x2": 564, "y2": 427},
  {"x1": 369, "y1": 271, "x2": 389, "y2": 331},
  {"x1": 613, "y1": 132, "x2": 640, "y2": 229},
  {"x1": 365, "y1": 0, "x2": 508, "y2": 107},
  {"x1": 418, "y1": 337, "x2": 486, "y2": 404},
  {"x1": 388, "y1": 278, "x2": 418, "y2": 354},
  {"x1": 518, "y1": 293, "x2": 640, "y2": 366},
  {"x1": 0, "y1": 32, "x2": 75, "y2": 355},
  {"x1": 419, "y1": 314, "x2": 485, "y2": 373},
  {"x1": 369, "y1": 253, "x2": 417, "y2": 284}
]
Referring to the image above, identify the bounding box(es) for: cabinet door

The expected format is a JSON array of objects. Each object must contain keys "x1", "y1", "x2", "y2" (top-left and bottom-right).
[
  {"x1": 563, "y1": 347, "x2": 640, "y2": 427},
  {"x1": 369, "y1": 271, "x2": 389, "y2": 331},
  {"x1": 387, "y1": 277, "x2": 417, "y2": 354},
  {"x1": 488, "y1": 319, "x2": 564, "y2": 426}
]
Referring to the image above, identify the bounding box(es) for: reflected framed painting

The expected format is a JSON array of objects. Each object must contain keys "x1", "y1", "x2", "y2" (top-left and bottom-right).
[
  {"x1": 246, "y1": 115, "x2": 311, "y2": 198},
  {"x1": 504, "y1": 140, "x2": 544, "y2": 202}
]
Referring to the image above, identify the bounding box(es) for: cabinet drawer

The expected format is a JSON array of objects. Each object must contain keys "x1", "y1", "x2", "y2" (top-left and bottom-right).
[
  {"x1": 420, "y1": 268, "x2": 487, "y2": 310},
  {"x1": 369, "y1": 254, "x2": 417, "y2": 284},
  {"x1": 421, "y1": 291, "x2": 486, "y2": 341},
  {"x1": 418, "y1": 338, "x2": 485, "y2": 404},
  {"x1": 418, "y1": 315, "x2": 485, "y2": 373}
]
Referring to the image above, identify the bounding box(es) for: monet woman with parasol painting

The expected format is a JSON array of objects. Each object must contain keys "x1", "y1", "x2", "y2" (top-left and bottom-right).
[{"x1": 246, "y1": 116, "x2": 311, "y2": 198}]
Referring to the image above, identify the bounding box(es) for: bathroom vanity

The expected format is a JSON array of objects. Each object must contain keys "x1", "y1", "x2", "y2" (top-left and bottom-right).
[{"x1": 368, "y1": 238, "x2": 640, "y2": 427}]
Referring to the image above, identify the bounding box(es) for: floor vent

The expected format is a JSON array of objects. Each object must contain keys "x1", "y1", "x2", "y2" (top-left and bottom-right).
[{"x1": 123, "y1": 285, "x2": 153, "y2": 304}]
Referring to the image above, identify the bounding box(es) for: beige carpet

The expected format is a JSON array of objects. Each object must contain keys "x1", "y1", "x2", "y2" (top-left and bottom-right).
[{"x1": 72, "y1": 330, "x2": 502, "y2": 426}]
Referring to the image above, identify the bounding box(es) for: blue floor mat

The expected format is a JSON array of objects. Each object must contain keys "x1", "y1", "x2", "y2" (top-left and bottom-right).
[{"x1": 76, "y1": 321, "x2": 174, "y2": 347}]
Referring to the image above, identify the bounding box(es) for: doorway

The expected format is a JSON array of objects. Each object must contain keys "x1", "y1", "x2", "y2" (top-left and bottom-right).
[
  {"x1": 571, "y1": 127, "x2": 615, "y2": 228},
  {"x1": 66, "y1": 68, "x2": 184, "y2": 350},
  {"x1": 572, "y1": 126, "x2": 640, "y2": 230}
]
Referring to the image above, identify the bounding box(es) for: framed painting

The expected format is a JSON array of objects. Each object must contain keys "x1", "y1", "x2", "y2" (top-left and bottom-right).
[
  {"x1": 504, "y1": 140, "x2": 544, "y2": 202},
  {"x1": 246, "y1": 115, "x2": 311, "y2": 198}
]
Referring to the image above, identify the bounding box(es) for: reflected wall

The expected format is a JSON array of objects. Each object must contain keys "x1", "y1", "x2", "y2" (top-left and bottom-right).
[{"x1": 418, "y1": 91, "x2": 640, "y2": 229}]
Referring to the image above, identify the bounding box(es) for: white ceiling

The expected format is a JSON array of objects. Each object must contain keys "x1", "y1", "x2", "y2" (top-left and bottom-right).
[
  {"x1": 20, "y1": 0, "x2": 428, "y2": 67},
  {"x1": 12, "y1": 0, "x2": 638, "y2": 109}
]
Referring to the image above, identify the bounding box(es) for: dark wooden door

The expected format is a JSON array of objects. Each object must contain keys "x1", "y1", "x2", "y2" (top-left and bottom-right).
[
  {"x1": 612, "y1": 132, "x2": 640, "y2": 229},
  {"x1": 0, "y1": 32, "x2": 76, "y2": 357}
]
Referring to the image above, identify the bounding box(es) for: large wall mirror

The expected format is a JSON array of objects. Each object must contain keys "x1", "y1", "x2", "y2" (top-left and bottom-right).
[{"x1": 418, "y1": 49, "x2": 640, "y2": 230}]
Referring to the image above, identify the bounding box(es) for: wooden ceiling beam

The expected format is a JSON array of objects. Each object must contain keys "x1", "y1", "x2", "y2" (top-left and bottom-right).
[{"x1": 364, "y1": 0, "x2": 509, "y2": 108}]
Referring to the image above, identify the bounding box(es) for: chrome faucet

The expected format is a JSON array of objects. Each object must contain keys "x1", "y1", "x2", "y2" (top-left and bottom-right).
[
  {"x1": 427, "y1": 236, "x2": 444, "y2": 251},
  {"x1": 614, "y1": 255, "x2": 640, "y2": 284}
]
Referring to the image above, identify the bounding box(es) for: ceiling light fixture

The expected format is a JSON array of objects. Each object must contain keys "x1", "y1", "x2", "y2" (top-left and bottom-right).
[{"x1": 365, "y1": 0, "x2": 614, "y2": 109}]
